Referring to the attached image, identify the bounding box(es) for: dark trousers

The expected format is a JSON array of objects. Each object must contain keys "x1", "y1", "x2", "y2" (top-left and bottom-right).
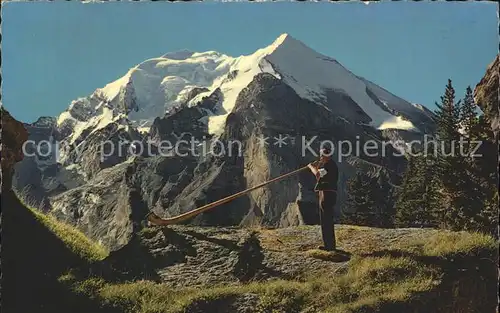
[{"x1": 318, "y1": 190, "x2": 336, "y2": 250}]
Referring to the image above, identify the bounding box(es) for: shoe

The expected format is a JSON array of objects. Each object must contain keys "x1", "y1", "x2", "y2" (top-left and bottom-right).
[{"x1": 317, "y1": 245, "x2": 336, "y2": 252}]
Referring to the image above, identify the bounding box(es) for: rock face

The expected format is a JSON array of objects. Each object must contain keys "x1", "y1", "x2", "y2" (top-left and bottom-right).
[
  {"x1": 13, "y1": 34, "x2": 437, "y2": 251},
  {"x1": 1, "y1": 108, "x2": 29, "y2": 188},
  {"x1": 12, "y1": 117, "x2": 60, "y2": 210},
  {"x1": 0, "y1": 107, "x2": 112, "y2": 313},
  {"x1": 101, "y1": 225, "x2": 350, "y2": 287},
  {"x1": 474, "y1": 54, "x2": 499, "y2": 137}
]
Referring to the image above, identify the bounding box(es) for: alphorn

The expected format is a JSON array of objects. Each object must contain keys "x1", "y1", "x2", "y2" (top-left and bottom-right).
[{"x1": 146, "y1": 164, "x2": 315, "y2": 226}]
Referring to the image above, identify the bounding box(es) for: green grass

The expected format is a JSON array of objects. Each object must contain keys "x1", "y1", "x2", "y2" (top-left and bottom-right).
[
  {"x1": 62, "y1": 254, "x2": 439, "y2": 313},
  {"x1": 61, "y1": 252, "x2": 439, "y2": 313},
  {"x1": 29, "y1": 207, "x2": 108, "y2": 262},
  {"x1": 58, "y1": 227, "x2": 497, "y2": 313},
  {"x1": 421, "y1": 231, "x2": 497, "y2": 257},
  {"x1": 14, "y1": 189, "x2": 109, "y2": 263}
]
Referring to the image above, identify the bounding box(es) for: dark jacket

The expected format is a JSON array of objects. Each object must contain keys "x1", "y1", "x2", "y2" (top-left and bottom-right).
[{"x1": 314, "y1": 159, "x2": 339, "y2": 192}]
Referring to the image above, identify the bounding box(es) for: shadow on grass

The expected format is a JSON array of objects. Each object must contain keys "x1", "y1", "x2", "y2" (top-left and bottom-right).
[{"x1": 306, "y1": 249, "x2": 352, "y2": 262}]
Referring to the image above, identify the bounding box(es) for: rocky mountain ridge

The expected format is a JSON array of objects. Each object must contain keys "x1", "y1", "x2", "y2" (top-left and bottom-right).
[
  {"x1": 13, "y1": 34, "x2": 438, "y2": 251},
  {"x1": 474, "y1": 53, "x2": 499, "y2": 138}
]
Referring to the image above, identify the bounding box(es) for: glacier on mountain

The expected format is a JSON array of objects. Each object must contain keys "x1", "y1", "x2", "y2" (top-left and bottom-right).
[{"x1": 56, "y1": 33, "x2": 428, "y2": 141}]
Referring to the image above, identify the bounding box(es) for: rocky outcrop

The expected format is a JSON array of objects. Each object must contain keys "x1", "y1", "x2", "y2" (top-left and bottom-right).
[
  {"x1": 49, "y1": 153, "x2": 196, "y2": 251},
  {"x1": 474, "y1": 54, "x2": 499, "y2": 137},
  {"x1": 1, "y1": 108, "x2": 29, "y2": 188},
  {"x1": 99, "y1": 225, "x2": 349, "y2": 286},
  {"x1": 12, "y1": 115, "x2": 146, "y2": 206},
  {"x1": 0, "y1": 107, "x2": 113, "y2": 313},
  {"x1": 149, "y1": 88, "x2": 222, "y2": 144},
  {"x1": 69, "y1": 122, "x2": 143, "y2": 180},
  {"x1": 76, "y1": 224, "x2": 497, "y2": 313},
  {"x1": 11, "y1": 116, "x2": 60, "y2": 210}
]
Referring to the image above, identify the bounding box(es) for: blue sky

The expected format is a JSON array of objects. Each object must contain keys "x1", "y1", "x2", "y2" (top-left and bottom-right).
[{"x1": 3, "y1": 1, "x2": 498, "y2": 123}]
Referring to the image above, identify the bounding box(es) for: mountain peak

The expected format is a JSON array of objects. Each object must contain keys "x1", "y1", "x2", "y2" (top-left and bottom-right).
[
  {"x1": 275, "y1": 33, "x2": 291, "y2": 43},
  {"x1": 270, "y1": 33, "x2": 303, "y2": 50},
  {"x1": 55, "y1": 33, "x2": 433, "y2": 141}
]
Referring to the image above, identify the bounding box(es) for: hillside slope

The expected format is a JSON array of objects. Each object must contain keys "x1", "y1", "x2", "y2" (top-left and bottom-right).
[
  {"x1": 62, "y1": 224, "x2": 498, "y2": 313},
  {"x1": 1, "y1": 107, "x2": 112, "y2": 313}
]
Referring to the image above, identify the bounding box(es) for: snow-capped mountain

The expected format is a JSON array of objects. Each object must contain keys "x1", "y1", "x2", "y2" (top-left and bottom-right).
[
  {"x1": 15, "y1": 34, "x2": 437, "y2": 250},
  {"x1": 57, "y1": 33, "x2": 433, "y2": 144}
]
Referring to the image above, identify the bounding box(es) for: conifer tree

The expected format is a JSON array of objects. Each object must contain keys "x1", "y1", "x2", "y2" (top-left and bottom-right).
[
  {"x1": 457, "y1": 91, "x2": 497, "y2": 233},
  {"x1": 460, "y1": 85, "x2": 480, "y2": 171},
  {"x1": 434, "y1": 80, "x2": 463, "y2": 175},
  {"x1": 395, "y1": 152, "x2": 441, "y2": 228},
  {"x1": 461, "y1": 86, "x2": 478, "y2": 138},
  {"x1": 345, "y1": 172, "x2": 375, "y2": 212},
  {"x1": 395, "y1": 81, "x2": 497, "y2": 235},
  {"x1": 466, "y1": 111, "x2": 498, "y2": 234},
  {"x1": 432, "y1": 79, "x2": 472, "y2": 230},
  {"x1": 394, "y1": 154, "x2": 418, "y2": 226},
  {"x1": 479, "y1": 191, "x2": 499, "y2": 237},
  {"x1": 373, "y1": 170, "x2": 395, "y2": 226},
  {"x1": 344, "y1": 171, "x2": 376, "y2": 226},
  {"x1": 434, "y1": 79, "x2": 462, "y2": 143},
  {"x1": 345, "y1": 170, "x2": 395, "y2": 227}
]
